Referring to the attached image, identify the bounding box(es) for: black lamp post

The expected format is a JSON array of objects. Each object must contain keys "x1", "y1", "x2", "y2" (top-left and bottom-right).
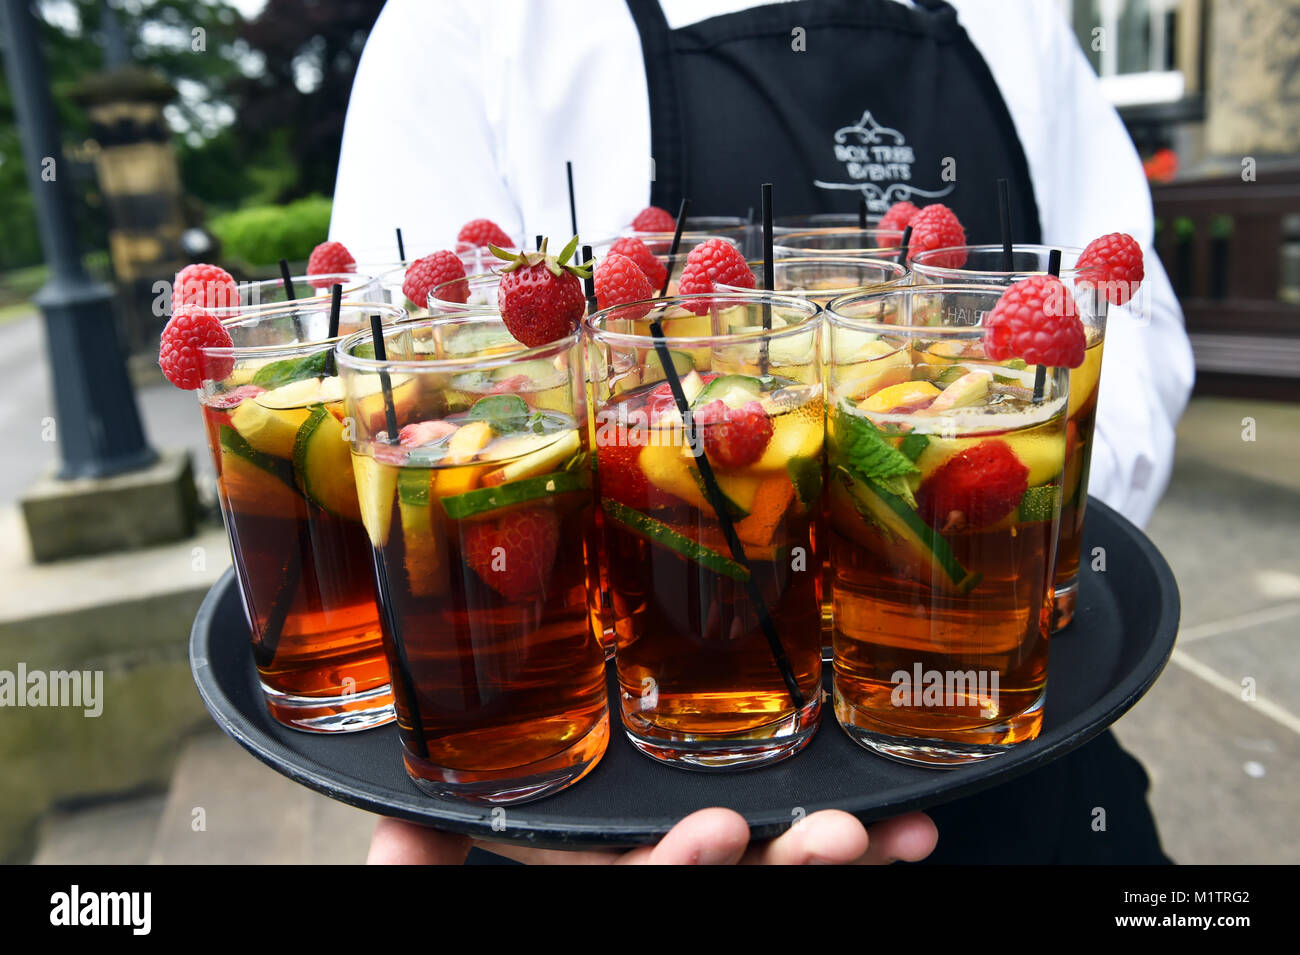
[{"x1": 0, "y1": 0, "x2": 156, "y2": 479}]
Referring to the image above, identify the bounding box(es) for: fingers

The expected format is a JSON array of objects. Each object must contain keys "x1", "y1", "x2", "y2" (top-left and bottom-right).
[
  {"x1": 743, "y1": 810, "x2": 869, "y2": 865},
  {"x1": 367, "y1": 817, "x2": 473, "y2": 865},
  {"x1": 618, "y1": 808, "x2": 752, "y2": 865},
  {"x1": 856, "y1": 812, "x2": 939, "y2": 865}
]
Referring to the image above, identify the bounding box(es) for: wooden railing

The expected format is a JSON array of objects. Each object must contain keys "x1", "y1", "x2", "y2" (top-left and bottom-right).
[{"x1": 1151, "y1": 163, "x2": 1300, "y2": 398}]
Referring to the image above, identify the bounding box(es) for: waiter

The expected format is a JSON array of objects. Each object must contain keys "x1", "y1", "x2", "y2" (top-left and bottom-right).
[{"x1": 332, "y1": 0, "x2": 1193, "y2": 866}]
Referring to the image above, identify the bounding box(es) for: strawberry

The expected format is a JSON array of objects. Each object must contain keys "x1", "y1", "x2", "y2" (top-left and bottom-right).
[
  {"x1": 983, "y1": 274, "x2": 1087, "y2": 368},
  {"x1": 306, "y1": 241, "x2": 355, "y2": 287},
  {"x1": 595, "y1": 252, "x2": 654, "y2": 318},
  {"x1": 878, "y1": 201, "x2": 919, "y2": 243},
  {"x1": 597, "y1": 439, "x2": 654, "y2": 509},
  {"x1": 916, "y1": 439, "x2": 1028, "y2": 532},
  {"x1": 399, "y1": 419, "x2": 457, "y2": 448},
  {"x1": 905, "y1": 204, "x2": 967, "y2": 267},
  {"x1": 1075, "y1": 232, "x2": 1144, "y2": 306},
  {"x1": 158, "y1": 306, "x2": 234, "y2": 389},
  {"x1": 457, "y1": 218, "x2": 515, "y2": 249},
  {"x1": 676, "y1": 238, "x2": 754, "y2": 315},
  {"x1": 173, "y1": 263, "x2": 238, "y2": 314},
  {"x1": 608, "y1": 236, "x2": 667, "y2": 290},
  {"x1": 463, "y1": 507, "x2": 559, "y2": 601},
  {"x1": 403, "y1": 250, "x2": 468, "y2": 308},
  {"x1": 692, "y1": 399, "x2": 773, "y2": 468},
  {"x1": 491, "y1": 236, "x2": 592, "y2": 347},
  {"x1": 630, "y1": 205, "x2": 677, "y2": 233},
  {"x1": 206, "y1": 384, "x2": 265, "y2": 410},
  {"x1": 488, "y1": 374, "x2": 530, "y2": 395}
]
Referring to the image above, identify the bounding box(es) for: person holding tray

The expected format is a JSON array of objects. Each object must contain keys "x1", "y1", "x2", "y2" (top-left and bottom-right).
[{"x1": 332, "y1": 0, "x2": 1191, "y2": 865}]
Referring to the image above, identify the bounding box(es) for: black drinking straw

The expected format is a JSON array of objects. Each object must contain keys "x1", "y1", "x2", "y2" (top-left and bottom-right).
[
  {"x1": 644, "y1": 200, "x2": 805, "y2": 710},
  {"x1": 899, "y1": 224, "x2": 914, "y2": 262},
  {"x1": 858, "y1": 196, "x2": 868, "y2": 230},
  {"x1": 278, "y1": 259, "x2": 297, "y2": 302},
  {"x1": 535, "y1": 234, "x2": 544, "y2": 252},
  {"x1": 759, "y1": 182, "x2": 774, "y2": 372},
  {"x1": 997, "y1": 178, "x2": 1013, "y2": 273},
  {"x1": 369, "y1": 313, "x2": 400, "y2": 440},
  {"x1": 582, "y1": 243, "x2": 596, "y2": 314},
  {"x1": 395, "y1": 227, "x2": 406, "y2": 262},
  {"x1": 323, "y1": 283, "x2": 342, "y2": 377},
  {"x1": 1032, "y1": 249, "x2": 1063, "y2": 402},
  {"x1": 565, "y1": 160, "x2": 579, "y2": 239},
  {"x1": 658, "y1": 197, "x2": 691, "y2": 296}
]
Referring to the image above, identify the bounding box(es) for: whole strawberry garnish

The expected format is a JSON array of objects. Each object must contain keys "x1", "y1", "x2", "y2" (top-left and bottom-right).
[
  {"x1": 159, "y1": 306, "x2": 234, "y2": 389},
  {"x1": 595, "y1": 252, "x2": 654, "y2": 318},
  {"x1": 458, "y1": 218, "x2": 515, "y2": 249},
  {"x1": 173, "y1": 263, "x2": 238, "y2": 314},
  {"x1": 306, "y1": 241, "x2": 355, "y2": 287},
  {"x1": 984, "y1": 275, "x2": 1086, "y2": 368},
  {"x1": 879, "y1": 201, "x2": 919, "y2": 244},
  {"x1": 692, "y1": 399, "x2": 773, "y2": 469},
  {"x1": 630, "y1": 205, "x2": 677, "y2": 233},
  {"x1": 608, "y1": 236, "x2": 668, "y2": 290},
  {"x1": 905, "y1": 204, "x2": 967, "y2": 267},
  {"x1": 404, "y1": 250, "x2": 468, "y2": 307},
  {"x1": 916, "y1": 439, "x2": 1028, "y2": 532},
  {"x1": 1075, "y1": 232, "x2": 1144, "y2": 306},
  {"x1": 206, "y1": 384, "x2": 265, "y2": 410},
  {"x1": 491, "y1": 236, "x2": 591, "y2": 347},
  {"x1": 463, "y1": 507, "x2": 559, "y2": 601},
  {"x1": 677, "y1": 238, "x2": 754, "y2": 315}
]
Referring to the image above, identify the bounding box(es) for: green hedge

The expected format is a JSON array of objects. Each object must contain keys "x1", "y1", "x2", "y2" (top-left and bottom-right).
[{"x1": 209, "y1": 195, "x2": 333, "y2": 267}]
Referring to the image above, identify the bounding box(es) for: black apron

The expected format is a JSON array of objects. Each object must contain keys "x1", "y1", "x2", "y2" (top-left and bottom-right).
[{"x1": 626, "y1": 0, "x2": 1041, "y2": 243}]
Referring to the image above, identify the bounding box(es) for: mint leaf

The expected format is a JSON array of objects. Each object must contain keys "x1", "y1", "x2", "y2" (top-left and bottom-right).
[
  {"x1": 251, "y1": 348, "x2": 330, "y2": 388},
  {"x1": 835, "y1": 404, "x2": 920, "y2": 485},
  {"x1": 467, "y1": 394, "x2": 529, "y2": 432},
  {"x1": 898, "y1": 432, "x2": 929, "y2": 462}
]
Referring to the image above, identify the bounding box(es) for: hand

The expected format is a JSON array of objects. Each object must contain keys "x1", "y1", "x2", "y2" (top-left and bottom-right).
[{"x1": 367, "y1": 808, "x2": 937, "y2": 865}]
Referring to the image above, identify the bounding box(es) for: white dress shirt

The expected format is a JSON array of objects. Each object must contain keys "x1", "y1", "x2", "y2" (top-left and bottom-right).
[{"x1": 330, "y1": 0, "x2": 1195, "y2": 528}]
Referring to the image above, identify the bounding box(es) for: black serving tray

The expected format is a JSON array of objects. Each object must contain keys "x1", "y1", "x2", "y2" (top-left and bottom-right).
[{"x1": 190, "y1": 498, "x2": 1179, "y2": 850}]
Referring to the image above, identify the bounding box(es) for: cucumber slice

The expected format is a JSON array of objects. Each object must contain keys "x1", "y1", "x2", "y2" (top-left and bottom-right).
[
  {"x1": 218, "y1": 426, "x2": 299, "y2": 518},
  {"x1": 837, "y1": 469, "x2": 979, "y2": 594},
  {"x1": 442, "y1": 470, "x2": 586, "y2": 521},
  {"x1": 481, "y1": 429, "x2": 582, "y2": 487},
  {"x1": 1016, "y1": 484, "x2": 1060, "y2": 523},
  {"x1": 602, "y1": 499, "x2": 748, "y2": 582},
  {"x1": 292, "y1": 405, "x2": 362, "y2": 521},
  {"x1": 396, "y1": 468, "x2": 444, "y2": 596},
  {"x1": 691, "y1": 373, "x2": 763, "y2": 410},
  {"x1": 352, "y1": 453, "x2": 397, "y2": 546},
  {"x1": 786, "y1": 455, "x2": 823, "y2": 510}
]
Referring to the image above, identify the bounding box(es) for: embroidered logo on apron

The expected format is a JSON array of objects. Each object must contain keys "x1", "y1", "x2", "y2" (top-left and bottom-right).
[{"x1": 814, "y1": 109, "x2": 956, "y2": 213}]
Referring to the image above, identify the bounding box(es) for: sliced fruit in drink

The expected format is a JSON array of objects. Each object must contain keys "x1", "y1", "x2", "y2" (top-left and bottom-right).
[
  {"x1": 638, "y1": 443, "x2": 758, "y2": 518},
  {"x1": 1066, "y1": 339, "x2": 1104, "y2": 420},
  {"x1": 446, "y1": 420, "x2": 496, "y2": 464},
  {"x1": 831, "y1": 469, "x2": 978, "y2": 594},
  {"x1": 734, "y1": 477, "x2": 796, "y2": 548},
  {"x1": 786, "y1": 455, "x2": 823, "y2": 510},
  {"x1": 481, "y1": 429, "x2": 581, "y2": 486},
  {"x1": 691, "y1": 373, "x2": 763, "y2": 410},
  {"x1": 230, "y1": 397, "x2": 311, "y2": 459},
  {"x1": 442, "y1": 470, "x2": 586, "y2": 521},
  {"x1": 860, "y1": 380, "x2": 940, "y2": 414},
  {"x1": 753, "y1": 412, "x2": 822, "y2": 472},
  {"x1": 218, "y1": 426, "x2": 300, "y2": 518},
  {"x1": 352, "y1": 452, "x2": 398, "y2": 546},
  {"x1": 293, "y1": 404, "x2": 362, "y2": 520},
  {"x1": 254, "y1": 375, "x2": 345, "y2": 409},
  {"x1": 397, "y1": 467, "x2": 445, "y2": 597},
  {"x1": 920, "y1": 370, "x2": 991, "y2": 415},
  {"x1": 1015, "y1": 484, "x2": 1060, "y2": 523},
  {"x1": 602, "y1": 499, "x2": 748, "y2": 582}
]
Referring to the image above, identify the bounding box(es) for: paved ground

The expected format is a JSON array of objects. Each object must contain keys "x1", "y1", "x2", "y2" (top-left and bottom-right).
[{"x1": 6, "y1": 309, "x2": 1298, "y2": 863}]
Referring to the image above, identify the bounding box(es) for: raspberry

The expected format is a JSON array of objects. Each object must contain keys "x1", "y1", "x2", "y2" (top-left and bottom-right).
[
  {"x1": 916, "y1": 439, "x2": 1028, "y2": 532},
  {"x1": 983, "y1": 275, "x2": 1087, "y2": 368},
  {"x1": 305, "y1": 241, "x2": 355, "y2": 287},
  {"x1": 206, "y1": 384, "x2": 264, "y2": 410},
  {"x1": 595, "y1": 252, "x2": 654, "y2": 318},
  {"x1": 463, "y1": 507, "x2": 559, "y2": 601},
  {"x1": 1075, "y1": 232, "x2": 1144, "y2": 306},
  {"x1": 878, "y1": 201, "x2": 919, "y2": 245},
  {"x1": 692, "y1": 399, "x2": 773, "y2": 469},
  {"x1": 630, "y1": 205, "x2": 677, "y2": 233},
  {"x1": 457, "y1": 218, "x2": 515, "y2": 249},
  {"x1": 905, "y1": 204, "x2": 967, "y2": 267},
  {"x1": 173, "y1": 263, "x2": 238, "y2": 314},
  {"x1": 608, "y1": 236, "x2": 667, "y2": 290},
  {"x1": 677, "y1": 238, "x2": 754, "y2": 315},
  {"x1": 403, "y1": 251, "x2": 468, "y2": 307},
  {"x1": 158, "y1": 307, "x2": 234, "y2": 390}
]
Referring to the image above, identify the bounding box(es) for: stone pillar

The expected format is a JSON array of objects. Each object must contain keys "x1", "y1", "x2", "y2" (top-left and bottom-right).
[{"x1": 1205, "y1": 0, "x2": 1300, "y2": 156}]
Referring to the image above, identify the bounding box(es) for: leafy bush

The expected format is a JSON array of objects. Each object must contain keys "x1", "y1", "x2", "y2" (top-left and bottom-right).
[{"x1": 210, "y1": 195, "x2": 333, "y2": 267}]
